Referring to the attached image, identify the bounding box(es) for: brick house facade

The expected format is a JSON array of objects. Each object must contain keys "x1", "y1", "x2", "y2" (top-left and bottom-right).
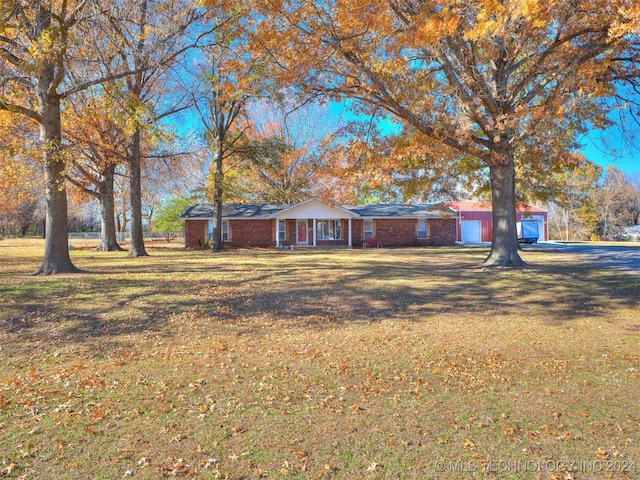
[{"x1": 180, "y1": 199, "x2": 458, "y2": 249}]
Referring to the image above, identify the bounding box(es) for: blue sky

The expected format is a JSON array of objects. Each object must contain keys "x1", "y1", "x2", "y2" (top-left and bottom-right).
[
  {"x1": 182, "y1": 100, "x2": 639, "y2": 181},
  {"x1": 580, "y1": 129, "x2": 639, "y2": 177},
  {"x1": 329, "y1": 101, "x2": 640, "y2": 178}
]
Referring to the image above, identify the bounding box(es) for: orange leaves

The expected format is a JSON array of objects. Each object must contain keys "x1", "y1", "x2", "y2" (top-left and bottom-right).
[
  {"x1": 0, "y1": 463, "x2": 18, "y2": 476},
  {"x1": 207, "y1": 0, "x2": 640, "y2": 206},
  {"x1": 157, "y1": 458, "x2": 197, "y2": 477},
  {"x1": 463, "y1": 437, "x2": 477, "y2": 450},
  {"x1": 428, "y1": 350, "x2": 517, "y2": 394},
  {"x1": 0, "y1": 125, "x2": 40, "y2": 219},
  {"x1": 503, "y1": 426, "x2": 519, "y2": 437}
]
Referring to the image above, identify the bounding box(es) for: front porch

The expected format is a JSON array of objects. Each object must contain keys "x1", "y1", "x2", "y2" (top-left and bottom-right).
[
  {"x1": 275, "y1": 218, "x2": 354, "y2": 248},
  {"x1": 272, "y1": 199, "x2": 357, "y2": 249}
]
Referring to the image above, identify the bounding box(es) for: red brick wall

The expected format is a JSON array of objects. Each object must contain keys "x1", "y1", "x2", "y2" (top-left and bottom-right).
[
  {"x1": 367, "y1": 218, "x2": 456, "y2": 247},
  {"x1": 184, "y1": 219, "x2": 275, "y2": 248},
  {"x1": 184, "y1": 217, "x2": 457, "y2": 249},
  {"x1": 428, "y1": 219, "x2": 457, "y2": 246},
  {"x1": 184, "y1": 220, "x2": 208, "y2": 248},
  {"x1": 228, "y1": 219, "x2": 274, "y2": 247},
  {"x1": 374, "y1": 219, "x2": 417, "y2": 247}
]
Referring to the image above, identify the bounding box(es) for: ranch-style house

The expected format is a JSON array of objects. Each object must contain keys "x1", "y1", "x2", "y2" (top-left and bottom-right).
[
  {"x1": 180, "y1": 198, "x2": 458, "y2": 249},
  {"x1": 179, "y1": 198, "x2": 548, "y2": 249}
]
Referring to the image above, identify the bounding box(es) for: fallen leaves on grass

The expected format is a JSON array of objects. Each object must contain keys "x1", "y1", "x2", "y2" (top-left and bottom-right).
[
  {"x1": 0, "y1": 463, "x2": 17, "y2": 476},
  {"x1": 1, "y1": 247, "x2": 639, "y2": 479},
  {"x1": 157, "y1": 458, "x2": 196, "y2": 477},
  {"x1": 463, "y1": 437, "x2": 476, "y2": 450},
  {"x1": 366, "y1": 461, "x2": 381, "y2": 471}
]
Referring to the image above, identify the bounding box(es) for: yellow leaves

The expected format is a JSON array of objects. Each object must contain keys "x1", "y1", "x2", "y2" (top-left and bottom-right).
[
  {"x1": 464, "y1": 0, "x2": 552, "y2": 41},
  {"x1": 503, "y1": 426, "x2": 519, "y2": 436},
  {"x1": 0, "y1": 463, "x2": 18, "y2": 476},
  {"x1": 608, "y1": 4, "x2": 640, "y2": 38},
  {"x1": 415, "y1": 17, "x2": 451, "y2": 44},
  {"x1": 0, "y1": 142, "x2": 39, "y2": 214},
  {"x1": 366, "y1": 461, "x2": 381, "y2": 471},
  {"x1": 28, "y1": 25, "x2": 63, "y2": 62}
]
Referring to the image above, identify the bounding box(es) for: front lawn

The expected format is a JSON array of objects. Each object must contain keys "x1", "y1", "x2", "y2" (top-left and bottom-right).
[{"x1": 0, "y1": 240, "x2": 638, "y2": 479}]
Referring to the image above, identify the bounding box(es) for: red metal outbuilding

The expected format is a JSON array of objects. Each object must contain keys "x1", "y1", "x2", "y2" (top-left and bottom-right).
[{"x1": 447, "y1": 202, "x2": 548, "y2": 243}]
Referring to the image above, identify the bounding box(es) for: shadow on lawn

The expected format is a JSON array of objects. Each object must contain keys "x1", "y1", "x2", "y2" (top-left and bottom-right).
[{"x1": 1, "y1": 248, "x2": 639, "y2": 350}]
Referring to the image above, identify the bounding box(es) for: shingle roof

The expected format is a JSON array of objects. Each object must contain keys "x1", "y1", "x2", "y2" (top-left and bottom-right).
[
  {"x1": 180, "y1": 202, "x2": 455, "y2": 220},
  {"x1": 346, "y1": 204, "x2": 454, "y2": 218},
  {"x1": 180, "y1": 203, "x2": 289, "y2": 219}
]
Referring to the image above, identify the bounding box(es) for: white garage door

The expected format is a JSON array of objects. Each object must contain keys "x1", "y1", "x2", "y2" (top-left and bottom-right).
[{"x1": 461, "y1": 220, "x2": 482, "y2": 243}]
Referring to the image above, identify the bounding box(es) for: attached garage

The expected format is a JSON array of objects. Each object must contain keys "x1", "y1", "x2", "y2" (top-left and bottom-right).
[{"x1": 460, "y1": 220, "x2": 482, "y2": 243}]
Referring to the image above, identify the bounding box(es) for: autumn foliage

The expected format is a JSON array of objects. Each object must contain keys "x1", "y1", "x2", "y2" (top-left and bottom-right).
[
  {"x1": 206, "y1": 0, "x2": 640, "y2": 265},
  {"x1": 0, "y1": 113, "x2": 40, "y2": 233}
]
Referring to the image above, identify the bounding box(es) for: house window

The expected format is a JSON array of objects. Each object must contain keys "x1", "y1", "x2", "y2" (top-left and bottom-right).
[
  {"x1": 208, "y1": 220, "x2": 229, "y2": 242},
  {"x1": 417, "y1": 219, "x2": 428, "y2": 239},
  {"x1": 317, "y1": 220, "x2": 342, "y2": 240},
  {"x1": 221, "y1": 220, "x2": 229, "y2": 242},
  {"x1": 278, "y1": 220, "x2": 286, "y2": 242},
  {"x1": 363, "y1": 219, "x2": 374, "y2": 238}
]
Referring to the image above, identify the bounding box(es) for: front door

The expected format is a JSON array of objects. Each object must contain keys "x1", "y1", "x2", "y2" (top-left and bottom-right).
[{"x1": 297, "y1": 220, "x2": 308, "y2": 244}]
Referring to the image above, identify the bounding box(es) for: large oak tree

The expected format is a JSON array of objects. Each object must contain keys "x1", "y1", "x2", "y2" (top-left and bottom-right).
[
  {"x1": 64, "y1": 91, "x2": 129, "y2": 251},
  {"x1": 0, "y1": 0, "x2": 184, "y2": 272},
  {"x1": 210, "y1": 0, "x2": 640, "y2": 266},
  {"x1": 0, "y1": 1, "x2": 93, "y2": 273},
  {"x1": 195, "y1": 54, "x2": 252, "y2": 251},
  {"x1": 94, "y1": 0, "x2": 210, "y2": 257}
]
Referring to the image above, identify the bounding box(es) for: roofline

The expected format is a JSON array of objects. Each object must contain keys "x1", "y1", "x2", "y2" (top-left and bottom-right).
[
  {"x1": 356, "y1": 214, "x2": 452, "y2": 219},
  {"x1": 446, "y1": 201, "x2": 547, "y2": 213},
  {"x1": 268, "y1": 198, "x2": 358, "y2": 219},
  {"x1": 179, "y1": 202, "x2": 459, "y2": 221},
  {"x1": 178, "y1": 216, "x2": 272, "y2": 221}
]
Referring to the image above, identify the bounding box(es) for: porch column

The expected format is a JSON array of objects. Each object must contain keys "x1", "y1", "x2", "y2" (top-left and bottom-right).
[
  {"x1": 313, "y1": 218, "x2": 317, "y2": 246},
  {"x1": 275, "y1": 218, "x2": 280, "y2": 248},
  {"x1": 348, "y1": 218, "x2": 352, "y2": 247}
]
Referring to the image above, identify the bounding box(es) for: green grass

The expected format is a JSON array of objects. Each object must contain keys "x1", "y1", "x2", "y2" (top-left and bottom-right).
[{"x1": 0, "y1": 239, "x2": 639, "y2": 479}]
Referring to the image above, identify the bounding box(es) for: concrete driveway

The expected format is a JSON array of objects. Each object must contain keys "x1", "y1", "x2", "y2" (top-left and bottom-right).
[{"x1": 522, "y1": 242, "x2": 640, "y2": 274}]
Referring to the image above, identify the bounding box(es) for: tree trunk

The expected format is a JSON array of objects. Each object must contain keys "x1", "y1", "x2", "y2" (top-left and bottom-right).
[
  {"x1": 483, "y1": 156, "x2": 526, "y2": 268},
  {"x1": 211, "y1": 148, "x2": 224, "y2": 252},
  {"x1": 34, "y1": 85, "x2": 79, "y2": 275},
  {"x1": 97, "y1": 164, "x2": 124, "y2": 251},
  {"x1": 128, "y1": 128, "x2": 148, "y2": 257}
]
